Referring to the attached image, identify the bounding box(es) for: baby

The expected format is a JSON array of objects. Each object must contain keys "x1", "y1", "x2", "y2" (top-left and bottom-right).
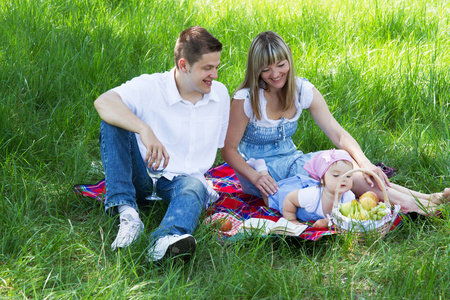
[{"x1": 248, "y1": 149, "x2": 355, "y2": 228}]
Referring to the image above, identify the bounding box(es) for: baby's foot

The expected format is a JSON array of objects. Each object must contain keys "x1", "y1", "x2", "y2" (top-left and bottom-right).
[{"x1": 246, "y1": 158, "x2": 268, "y2": 173}]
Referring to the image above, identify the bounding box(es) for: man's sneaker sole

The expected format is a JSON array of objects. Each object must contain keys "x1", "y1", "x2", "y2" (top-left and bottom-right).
[{"x1": 166, "y1": 235, "x2": 196, "y2": 262}]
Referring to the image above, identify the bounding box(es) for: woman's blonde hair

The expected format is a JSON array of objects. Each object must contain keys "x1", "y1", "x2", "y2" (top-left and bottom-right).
[{"x1": 235, "y1": 31, "x2": 297, "y2": 120}]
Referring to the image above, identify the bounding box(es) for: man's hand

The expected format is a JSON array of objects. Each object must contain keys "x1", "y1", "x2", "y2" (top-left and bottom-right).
[{"x1": 140, "y1": 126, "x2": 170, "y2": 170}]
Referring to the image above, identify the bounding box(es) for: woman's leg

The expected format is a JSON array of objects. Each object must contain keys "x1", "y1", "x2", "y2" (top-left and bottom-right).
[
  {"x1": 389, "y1": 184, "x2": 450, "y2": 205},
  {"x1": 351, "y1": 173, "x2": 437, "y2": 215}
]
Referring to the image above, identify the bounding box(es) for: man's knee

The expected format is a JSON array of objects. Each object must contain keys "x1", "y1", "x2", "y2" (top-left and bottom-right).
[{"x1": 178, "y1": 176, "x2": 206, "y2": 195}]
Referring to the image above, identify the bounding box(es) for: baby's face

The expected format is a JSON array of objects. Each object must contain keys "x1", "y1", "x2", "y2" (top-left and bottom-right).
[{"x1": 322, "y1": 161, "x2": 353, "y2": 194}]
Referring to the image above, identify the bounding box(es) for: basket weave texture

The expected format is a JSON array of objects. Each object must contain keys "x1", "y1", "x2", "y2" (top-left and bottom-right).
[{"x1": 330, "y1": 168, "x2": 401, "y2": 240}]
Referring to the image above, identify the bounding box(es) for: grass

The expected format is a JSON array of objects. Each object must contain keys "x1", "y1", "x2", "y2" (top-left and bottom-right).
[{"x1": 1, "y1": 0, "x2": 450, "y2": 298}]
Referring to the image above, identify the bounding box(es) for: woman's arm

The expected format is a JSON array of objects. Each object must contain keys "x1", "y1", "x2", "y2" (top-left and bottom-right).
[
  {"x1": 94, "y1": 90, "x2": 169, "y2": 169},
  {"x1": 307, "y1": 88, "x2": 389, "y2": 189},
  {"x1": 221, "y1": 99, "x2": 278, "y2": 196}
]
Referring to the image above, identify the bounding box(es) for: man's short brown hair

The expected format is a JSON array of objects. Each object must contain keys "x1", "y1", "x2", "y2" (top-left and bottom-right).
[{"x1": 174, "y1": 26, "x2": 222, "y2": 68}]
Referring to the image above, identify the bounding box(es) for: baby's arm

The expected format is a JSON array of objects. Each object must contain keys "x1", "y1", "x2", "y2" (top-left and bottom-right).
[
  {"x1": 247, "y1": 158, "x2": 269, "y2": 175},
  {"x1": 282, "y1": 190, "x2": 304, "y2": 225}
]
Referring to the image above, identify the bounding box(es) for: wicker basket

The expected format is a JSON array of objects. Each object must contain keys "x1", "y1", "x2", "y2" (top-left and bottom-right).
[{"x1": 330, "y1": 168, "x2": 399, "y2": 241}]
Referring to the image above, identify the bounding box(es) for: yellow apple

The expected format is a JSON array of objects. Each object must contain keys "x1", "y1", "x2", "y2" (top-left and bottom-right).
[
  {"x1": 360, "y1": 191, "x2": 379, "y2": 203},
  {"x1": 360, "y1": 197, "x2": 377, "y2": 211}
]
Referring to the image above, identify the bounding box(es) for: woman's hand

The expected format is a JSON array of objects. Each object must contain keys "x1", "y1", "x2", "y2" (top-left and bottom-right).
[
  {"x1": 359, "y1": 161, "x2": 391, "y2": 190},
  {"x1": 254, "y1": 173, "x2": 278, "y2": 197},
  {"x1": 307, "y1": 88, "x2": 391, "y2": 191}
]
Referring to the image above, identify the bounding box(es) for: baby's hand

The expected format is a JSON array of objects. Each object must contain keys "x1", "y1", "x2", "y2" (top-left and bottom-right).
[{"x1": 312, "y1": 218, "x2": 329, "y2": 228}]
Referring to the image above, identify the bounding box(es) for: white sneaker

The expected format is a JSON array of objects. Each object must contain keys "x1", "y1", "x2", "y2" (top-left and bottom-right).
[
  {"x1": 148, "y1": 234, "x2": 196, "y2": 262},
  {"x1": 111, "y1": 214, "x2": 144, "y2": 250}
]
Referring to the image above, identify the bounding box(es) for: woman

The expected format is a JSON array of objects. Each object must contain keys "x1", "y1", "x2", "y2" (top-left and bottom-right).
[{"x1": 222, "y1": 31, "x2": 449, "y2": 215}]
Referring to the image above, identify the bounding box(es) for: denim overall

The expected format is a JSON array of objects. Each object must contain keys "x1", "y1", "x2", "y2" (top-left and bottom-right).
[
  {"x1": 297, "y1": 192, "x2": 324, "y2": 221},
  {"x1": 236, "y1": 118, "x2": 318, "y2": 197}
]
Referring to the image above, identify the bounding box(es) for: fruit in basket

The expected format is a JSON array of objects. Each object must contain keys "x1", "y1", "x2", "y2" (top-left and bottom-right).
[
  {"x1": 344, "y1": 200, "x2": 370, "y2": 220},
  {"x1": 339, "y1": 201, "x2": 353, "y2": 217},
  {"x1": 340, "y1": 194, "x2": 388, "y2": 221},
  {"x1": 360, "y1": 191, "x2": 379, "y2": 203},
  {"x1": 368, "y1": 203, "x2": 388, "y2": 220},
  {"x1": 360, "y1": 197, "x2": 378, "y2": 211},
  {"x1": 355, "y1": 200, "x2": 370, "y2": 220}
]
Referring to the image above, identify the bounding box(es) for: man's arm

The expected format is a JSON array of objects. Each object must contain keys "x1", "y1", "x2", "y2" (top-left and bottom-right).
[
  {"x1": 94, "y1": 90, "x2": 148, "y2": 133},
  {"x1": 94, "y1": 90, "x2": 169, "y2": 169}
]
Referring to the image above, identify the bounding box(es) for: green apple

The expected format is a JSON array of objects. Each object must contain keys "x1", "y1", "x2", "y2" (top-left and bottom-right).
[{"x1": 340, "y1": 201, "x2": 353, "y2": 217}]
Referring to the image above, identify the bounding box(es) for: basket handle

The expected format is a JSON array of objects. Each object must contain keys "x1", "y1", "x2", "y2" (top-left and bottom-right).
[{"x1": 332, "y1": 168, "x2": 390, "y2": 209}]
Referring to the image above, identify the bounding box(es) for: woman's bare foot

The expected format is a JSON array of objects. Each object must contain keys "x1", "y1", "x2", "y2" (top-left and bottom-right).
[
  {"x1": 429, "y1": 188, "x2": 450, "y2": 205},
  {"x1": 400, "y1": 198, "x2": 438, "y2": 216},
  {"x1": 444, "y1": 188, "x2": 450, "y2": 202},
  {"x1": 421, "y1": 204, "x2": 440, "y2": 217}
]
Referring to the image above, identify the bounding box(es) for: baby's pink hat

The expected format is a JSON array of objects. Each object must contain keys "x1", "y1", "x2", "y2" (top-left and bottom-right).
[{"x1": 303, "y1": 149, "x2": 353, "y2": 181}]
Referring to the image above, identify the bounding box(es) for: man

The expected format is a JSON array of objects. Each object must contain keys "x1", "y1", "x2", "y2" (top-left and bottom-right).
[{"x1": 94, "y1": 26, "x2": 230, "y2": 262}]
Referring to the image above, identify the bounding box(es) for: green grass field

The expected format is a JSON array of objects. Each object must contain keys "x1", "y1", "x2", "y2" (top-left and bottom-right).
[{"x1": 1, "y1": 0, "x2": 450, "y2": 298}]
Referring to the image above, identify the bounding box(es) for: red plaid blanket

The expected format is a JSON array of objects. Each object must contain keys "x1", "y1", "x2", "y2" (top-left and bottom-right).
[{"x1": 74, "y1": 163, "x2": 403, "y2": 241}]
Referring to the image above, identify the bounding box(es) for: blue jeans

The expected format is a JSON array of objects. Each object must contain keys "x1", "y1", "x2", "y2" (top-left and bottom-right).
[
  {"x1": 99, "y1": 121, "x2": 207, "y2": 239},
  {"x1": 100, "y1": 121, "x2": 151, "y2": 214},
  {"x1": 152, "y1": 175, "x2": 207, "y2": 241}
]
